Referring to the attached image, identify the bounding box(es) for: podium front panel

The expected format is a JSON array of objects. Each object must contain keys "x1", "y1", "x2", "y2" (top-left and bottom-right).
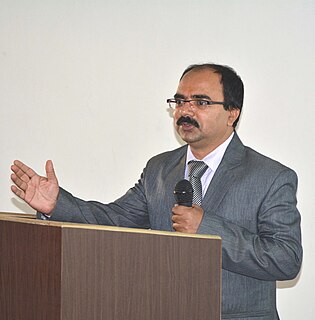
[
  {"x1": 61, "y1": 227, "x2": 221, "y2": 320},
  {"x1": 0, "y1": 217, "x2": 62, "y2": 320},
  {"x1": 0, "y1": 213, "x2": 221, "y2": 320}
]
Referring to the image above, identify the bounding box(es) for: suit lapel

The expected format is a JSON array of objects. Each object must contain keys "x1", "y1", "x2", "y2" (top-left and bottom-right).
[
  {"x1": 159, "y1": 146, "x2": 187, "y2": 230},
  {"x1": 201, "y1": 133, "x2": 245, "y2": 213},
  {"x1": 164, "y1": 147, "x2": 187, "y2": 202}
]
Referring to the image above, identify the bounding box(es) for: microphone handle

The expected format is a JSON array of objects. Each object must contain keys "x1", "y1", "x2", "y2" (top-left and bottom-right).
[{"x1": 178, "y1": 200, "x2": 192, "y2": 207}]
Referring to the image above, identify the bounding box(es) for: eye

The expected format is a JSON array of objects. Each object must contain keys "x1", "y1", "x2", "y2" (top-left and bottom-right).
[
  {"x1": 175, "y1": 99, "x2": 185, "y2": 106},
  {"x1": 196, "y1": 99, "x2": 210, "y2": 106}
]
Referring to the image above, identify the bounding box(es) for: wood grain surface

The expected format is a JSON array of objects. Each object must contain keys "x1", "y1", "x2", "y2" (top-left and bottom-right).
[{"x1": 0, "y1": 213, "x2": 221, "y2": 320}]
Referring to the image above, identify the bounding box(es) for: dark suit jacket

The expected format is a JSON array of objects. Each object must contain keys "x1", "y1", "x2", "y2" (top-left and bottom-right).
[{"x1": 49, "y1": 133, "x2": 302, "y2": 319}]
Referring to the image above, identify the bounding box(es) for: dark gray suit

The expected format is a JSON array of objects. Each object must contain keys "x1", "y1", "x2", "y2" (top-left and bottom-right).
[{"x1": 49, "y1": 133, "x2": 302, "y2": 319}]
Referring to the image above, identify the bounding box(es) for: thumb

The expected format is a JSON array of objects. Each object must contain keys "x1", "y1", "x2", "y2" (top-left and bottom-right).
[{"x1": 45, "y1": 160, "x2": 58, "y2": 183}]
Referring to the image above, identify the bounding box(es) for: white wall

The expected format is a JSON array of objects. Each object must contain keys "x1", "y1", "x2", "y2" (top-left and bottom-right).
[{"x1": 1, "y1": 0, "x2": 314, "y2": 318}]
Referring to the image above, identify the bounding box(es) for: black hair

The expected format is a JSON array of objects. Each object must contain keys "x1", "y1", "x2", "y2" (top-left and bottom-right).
[{"x1": 180, "y1": 63, "x2": 244, "y2": 128}]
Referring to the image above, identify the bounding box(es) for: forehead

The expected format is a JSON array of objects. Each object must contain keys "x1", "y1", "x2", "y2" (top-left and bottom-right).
[{"x1": 176, "y1": 69, "x2": 223, "y2": 98}]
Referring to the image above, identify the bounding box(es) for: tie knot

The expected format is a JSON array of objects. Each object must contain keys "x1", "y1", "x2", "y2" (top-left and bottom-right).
[{"x1": 188, "y1": 161, "x2": 208, "y2": 179}]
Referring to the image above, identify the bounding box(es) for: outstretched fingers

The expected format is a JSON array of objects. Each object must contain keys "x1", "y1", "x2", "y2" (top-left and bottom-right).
[
  {"x1": 10, "y1": 160, "x2": 38, "y2": 198},
  {"x1": 10, "y1": 172, "x2": 29, "y2": 192},
  {"x1": 11, "y1": 160, "x2": 37, "y2": 182},
  {"x1": 11, "y1": 184, "x2": 26, "y2": 200}
]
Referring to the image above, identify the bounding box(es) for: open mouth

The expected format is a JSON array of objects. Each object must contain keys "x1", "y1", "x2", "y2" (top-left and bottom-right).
[{"x1": 176, "y1": 116, "x2": 200, "y2": 129}]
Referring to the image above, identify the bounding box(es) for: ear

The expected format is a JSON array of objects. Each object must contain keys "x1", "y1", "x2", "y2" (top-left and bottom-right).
[{"x1": 227, "y1": 108, "x2": 240, "y2": 127}]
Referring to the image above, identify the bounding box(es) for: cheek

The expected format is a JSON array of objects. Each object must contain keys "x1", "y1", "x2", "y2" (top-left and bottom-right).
[
  {"x1": 173, "y1": 113, "x2": 180, "y2": 129},
  {"x1": 173, "y1": 109, "x2": 182, "y2": 122},
  {"x1": 196, "y1": 114, "x2": 212, "y2": 129},
  {"x1": 197, "y1": 112, "x2": 225, "y2": 132},
  {"x1": 208, "y1": 110, "x2": 230, "y2": 126}
]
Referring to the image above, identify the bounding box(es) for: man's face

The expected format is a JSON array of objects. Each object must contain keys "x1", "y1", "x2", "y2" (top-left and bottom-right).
[{"x1": 173, "y1": 68, "x2": 239, "y2": 157}]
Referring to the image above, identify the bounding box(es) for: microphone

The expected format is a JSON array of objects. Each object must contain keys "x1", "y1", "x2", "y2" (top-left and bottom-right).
[{"x1": 174, "y1": 180, "x2": 193, "y2": 207}]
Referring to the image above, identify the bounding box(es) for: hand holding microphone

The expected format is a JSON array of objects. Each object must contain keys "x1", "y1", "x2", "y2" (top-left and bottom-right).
[{"x1": 172, "y1": 180, "x2": 204, "y2": 233}]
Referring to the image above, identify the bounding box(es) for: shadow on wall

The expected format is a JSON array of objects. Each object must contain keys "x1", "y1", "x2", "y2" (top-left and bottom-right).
[
  {"x1": 277, "y1": 267, "x2": 303, "y2": 289},
  {"x1": 11, "y1": 197, "x2": 35, "y2": 214}
]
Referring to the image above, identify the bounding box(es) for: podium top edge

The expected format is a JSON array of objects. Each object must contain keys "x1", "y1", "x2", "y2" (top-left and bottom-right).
[{"x1": 0, "y1": 212, "x2": 221, "y2": 240}]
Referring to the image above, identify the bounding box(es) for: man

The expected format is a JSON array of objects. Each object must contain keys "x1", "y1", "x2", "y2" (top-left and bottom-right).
[{"x1": 11, "y1": 63, "x2": 302, "y2": 319}]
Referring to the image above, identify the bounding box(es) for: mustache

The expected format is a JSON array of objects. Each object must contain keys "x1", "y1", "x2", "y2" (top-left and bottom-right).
[{"x1": 176, "y1": 116, "x2": 200, "y2": 128}]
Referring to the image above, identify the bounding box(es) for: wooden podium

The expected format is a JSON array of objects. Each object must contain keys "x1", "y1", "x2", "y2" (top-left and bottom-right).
[{"x1": 0, "y1": 212, "x2": 221, "y2": 320}]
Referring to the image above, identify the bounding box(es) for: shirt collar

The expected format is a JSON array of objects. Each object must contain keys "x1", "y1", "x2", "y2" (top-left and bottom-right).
[{"x1": 186, "y1": 132, "x2": 234, "y2": 172}]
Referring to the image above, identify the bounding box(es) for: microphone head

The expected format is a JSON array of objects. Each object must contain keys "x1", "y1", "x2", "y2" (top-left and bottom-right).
[{"x1": 174, "y1": 179, "x2": 193, "y2": 207}]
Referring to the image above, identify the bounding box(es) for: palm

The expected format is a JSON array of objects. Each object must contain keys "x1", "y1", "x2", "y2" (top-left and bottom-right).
[
  {"x1": 24, "y1": 174, "x2": 58, "y2": 213},
  {"x1": 11, "y1": 160, "x2": 59, "y2": 214}
]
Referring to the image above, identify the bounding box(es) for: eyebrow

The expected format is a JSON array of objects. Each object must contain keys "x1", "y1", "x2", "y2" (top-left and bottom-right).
[
  {"x1": 174, "y1": 93, "x2": 185, "y2": 99},
  {"x1": 174, "y1": 93, "x2": 212, "y2": 100},
  {"x1": 191, "y1": 94, "x2": 212, "y2": 100}
]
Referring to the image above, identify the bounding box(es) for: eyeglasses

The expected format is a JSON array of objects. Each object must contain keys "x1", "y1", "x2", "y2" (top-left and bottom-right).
[{"x1": 167, "y1": 98, "x2": 226, "y2": 110}]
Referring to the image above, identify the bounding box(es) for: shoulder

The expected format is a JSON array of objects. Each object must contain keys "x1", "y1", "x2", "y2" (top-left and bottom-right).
[
  {"x1": 146, "y1": 145, "x2": 187, "y2": 167},
  {"x1": 227, "y1": 133, "x2": 298, "y2": 183},
  {"x1": 138, "y1": 145, "x2": 187, "y2": 182},
  {"x1": 244, "y1": 146, "x2": 297, "y2": 176},
  {"x1": 238, "y1": 146, "x2": 299, "y2": 193}
]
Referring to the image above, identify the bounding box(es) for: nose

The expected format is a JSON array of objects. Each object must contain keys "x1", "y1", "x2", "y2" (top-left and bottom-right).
[{"x1": 180, "y1": 101, "x2": 195, "y2": 116}]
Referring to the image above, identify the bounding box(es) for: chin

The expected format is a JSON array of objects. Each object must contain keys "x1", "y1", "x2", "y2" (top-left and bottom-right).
[{"x1": 180, "y1": 135, "x2": 201, "y2": 145}]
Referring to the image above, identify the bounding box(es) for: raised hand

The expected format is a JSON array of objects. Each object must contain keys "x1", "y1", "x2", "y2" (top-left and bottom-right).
[{"x1": 11, "y1": 160, "x2": 59, "y2": 214}]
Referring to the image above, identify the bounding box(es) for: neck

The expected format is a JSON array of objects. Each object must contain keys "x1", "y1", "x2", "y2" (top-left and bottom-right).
[{"x1": 190, "y1": 131, "x2": 234, "y2": 160}]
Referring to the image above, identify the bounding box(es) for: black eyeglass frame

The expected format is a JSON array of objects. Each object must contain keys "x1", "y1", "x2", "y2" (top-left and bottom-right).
[{"x1": 167, "y1": 98, "x2": 227, "y2": 110}]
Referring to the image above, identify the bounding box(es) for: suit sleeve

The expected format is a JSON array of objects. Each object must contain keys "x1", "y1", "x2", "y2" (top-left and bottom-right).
[
  {"x1": 197, "y1": 168, "x2": 303, "y2": 281},
  {"x1": 46, "y1": 170, "x2": 151, "y2": 229}
]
